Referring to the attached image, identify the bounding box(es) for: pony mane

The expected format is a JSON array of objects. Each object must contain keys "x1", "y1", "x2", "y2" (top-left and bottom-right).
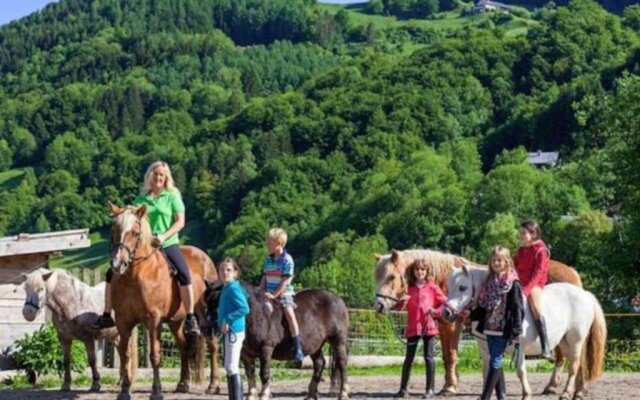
[
  {"x1": 376, "y1": 248, "x2": 475, "y2": 285},
  {"x1": 116, "y1": 206, "x2": 153, "y2": 248}
]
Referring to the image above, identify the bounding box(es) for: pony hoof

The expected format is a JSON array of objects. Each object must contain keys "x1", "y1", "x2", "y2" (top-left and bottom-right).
[
  {"x1": 544, "y1": 386, "x2": 559, "y2": 395},
  {"x1": 438, "y1": 387, "x2": 456, "y2": 396},
  {"x1": 206, "y1": 384, "x2": 221, "y2": 394},
  {"x1": 117, "y1": 393, "x2": 132, "y2": 400},
  {"x1": 339, "y1": 390, "x2": 349, "y2": 400},
  {"x1": 150, "y1": 394, "x2": 164, "y2": 400},
  {"x1": 559, "y1": 393, "x2": 572, "y2": 400},
  {"x1": 175, "y1": 382, "x2": 189, "y2": 393},
  {"x1": 89, "y1": 382, "x2": 101, "y2": 392}
]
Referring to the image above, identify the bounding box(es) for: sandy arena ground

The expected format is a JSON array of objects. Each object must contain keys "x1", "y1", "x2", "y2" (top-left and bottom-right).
[{"x1": 1, "y1": 372, "x2": 638, "y2": 400}]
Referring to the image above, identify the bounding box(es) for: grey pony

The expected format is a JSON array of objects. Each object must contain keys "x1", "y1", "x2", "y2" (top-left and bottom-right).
[{"x1": 21, "y1": 268, "x2": 120, "y2": 392}]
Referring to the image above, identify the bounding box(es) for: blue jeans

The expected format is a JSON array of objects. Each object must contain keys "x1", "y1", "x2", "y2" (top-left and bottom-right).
[{"x1": 487, "y1": 335, "x2": 509, "y2": 369}]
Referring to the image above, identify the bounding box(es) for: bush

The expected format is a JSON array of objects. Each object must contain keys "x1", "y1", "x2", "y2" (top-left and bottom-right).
[{"x1": 12, "y1": 323, "x2": 87, "y2": 382}]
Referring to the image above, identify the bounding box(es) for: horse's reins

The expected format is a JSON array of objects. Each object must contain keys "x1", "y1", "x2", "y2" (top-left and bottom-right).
[{"x1": 111, "y1": 217, "x2": 159, "y2": 270}]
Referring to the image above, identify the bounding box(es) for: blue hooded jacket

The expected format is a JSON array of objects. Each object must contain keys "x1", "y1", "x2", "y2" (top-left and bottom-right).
[{"x1": 217, "y1": 280, "x2": 249, "y2": 333}]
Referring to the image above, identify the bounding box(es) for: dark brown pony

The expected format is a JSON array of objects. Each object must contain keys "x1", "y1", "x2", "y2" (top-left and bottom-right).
[
  {"x1": 108, "y1": 202, "x2": 220, "y2": 400},
  {"x1": 374, "y1": 249, "x2": 582, "y2": 395},
  {"x1": 206, "y1": 282, "x2": 350, "y2": 400}
]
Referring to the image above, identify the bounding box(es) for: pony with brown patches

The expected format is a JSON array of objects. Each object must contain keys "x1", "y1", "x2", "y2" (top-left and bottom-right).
[
  {"x1": 21, "y1": 268, "x2": 122, "y2": 392},
  {"x1": 108, "y1": 202, "x2": 220, "y2": 400},
  {"x1": 373, "y1": 249, "x2": 582, "y2": 395}
]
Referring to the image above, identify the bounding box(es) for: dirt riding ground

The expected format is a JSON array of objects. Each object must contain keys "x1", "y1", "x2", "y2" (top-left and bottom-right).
[{"x1": 1, "y1": 373, "x2": 638, "y2": 400}]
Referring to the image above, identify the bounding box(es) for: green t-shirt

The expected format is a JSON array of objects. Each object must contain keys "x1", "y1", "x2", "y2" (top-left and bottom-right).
[{"x1": 134, "y1": 189, "x2": 185, "y2": 248}]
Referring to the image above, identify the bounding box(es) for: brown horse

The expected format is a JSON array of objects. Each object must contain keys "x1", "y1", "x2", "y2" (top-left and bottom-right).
[
  {"x1": 108, "y1": 202, "x2": 220, "y2": 400},
  {"x1": 373, "y1": 249, "x2": 582, "y2": 395}
]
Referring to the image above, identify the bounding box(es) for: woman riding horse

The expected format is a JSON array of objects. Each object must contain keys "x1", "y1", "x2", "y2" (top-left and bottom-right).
[{"x1": 92, "y1": 161, "x2": 200, "y2": 335}]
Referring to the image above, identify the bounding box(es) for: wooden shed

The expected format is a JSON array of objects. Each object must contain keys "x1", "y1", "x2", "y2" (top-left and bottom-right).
[{"x1": 0, "y1": 229, "x2": 90, "y2": 369}]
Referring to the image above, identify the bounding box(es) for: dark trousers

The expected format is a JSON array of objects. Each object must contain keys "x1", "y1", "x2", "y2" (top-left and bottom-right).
[
  {"x1": 399, "y1": 335, "x2": 436, "y2": 390},
  {"x1": 106, "y1": 244, "x2": 191, "y2": 286}
]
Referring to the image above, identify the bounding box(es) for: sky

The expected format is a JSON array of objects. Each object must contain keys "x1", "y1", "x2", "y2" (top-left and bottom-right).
[{"x1": 0, "y1": 0, "x2": 59, "y2": 26}]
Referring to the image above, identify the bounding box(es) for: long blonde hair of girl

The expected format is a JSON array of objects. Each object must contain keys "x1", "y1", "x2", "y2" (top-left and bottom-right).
[{"x1": 140, "y1": 161, "x2": 178, "y2": 196}]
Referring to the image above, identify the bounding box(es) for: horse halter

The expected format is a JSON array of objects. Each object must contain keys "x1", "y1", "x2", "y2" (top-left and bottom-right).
[
  {"x1": 24, "y1": 291, "x2": 43, "y2": 311},
  {"x1": 375, "y1": 270, "x2": 408, "y2": 307},
  {"x1": 110, "y1": 217, "x2": 157, "y2": 271},
  {"x1": 444, "y1": 265, "x2": 478, "y2": 321}
]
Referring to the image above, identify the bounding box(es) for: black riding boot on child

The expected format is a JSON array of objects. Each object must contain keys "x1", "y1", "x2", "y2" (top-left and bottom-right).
[
  {"x1": 424, "y1": 357, "x2": 435, "y2": 398},
  {"x1": 394, "y1": 362, "x2": 411, "y2": 398},
  {"x1": 495, "y1": 368, "x2": 506, "y2": 400},
  {"x1": 478, "y1": 367, "x2": 501, "y2": 400},
  {"x1": 227, "y1": 374, "x2": 243, "y2": 400},
  {"x1": 534, "y1": 317, "x2": 554, "y2": 361}
]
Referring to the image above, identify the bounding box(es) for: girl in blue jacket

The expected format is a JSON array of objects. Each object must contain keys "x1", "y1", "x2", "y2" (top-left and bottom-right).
[{"x1": 218, "y1": 257, "x2": 250, "y2": 400}]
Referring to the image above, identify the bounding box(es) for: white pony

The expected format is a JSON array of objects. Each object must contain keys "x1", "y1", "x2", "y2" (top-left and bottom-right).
[
  {"x1": 444, "y1": 264, "x2": 606, "y2": 400},
  {"x1": 21, "y1": 268, "x2": 122, "y2": 391}
]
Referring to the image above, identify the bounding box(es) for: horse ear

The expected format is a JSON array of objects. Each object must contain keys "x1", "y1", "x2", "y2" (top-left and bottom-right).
[
  {"x1": 108, "y1": 201, "x2": 124, "y2": 216},
  {"x1": 373, "y1": 253, "x2": 383, "y2": 262},
  {"x1": 135, "y1": 205, "x2": 147, "y2": 218},
  {"x1": 41, "y1": 269, "x2": 54, "y2": 281},
  {"x1": 390, "y1": 250, "x2": 401, "y2": 265},
  {"x1": 461, "y1": 264, "x2": 469, "y2": 276}
]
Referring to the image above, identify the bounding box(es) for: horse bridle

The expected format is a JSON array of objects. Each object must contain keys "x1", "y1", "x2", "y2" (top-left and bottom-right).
[
  {"x1": 375, "y1": 271, "x2": 408, "y2": 305},
  {"x1": 111, "y1": 217, "x2": 157, "y2": 270}
]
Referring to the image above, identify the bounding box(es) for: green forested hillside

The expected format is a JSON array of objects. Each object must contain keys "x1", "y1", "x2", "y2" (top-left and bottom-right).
[{"x1": 1, "y1": 0, "x2": 639, "y2": 309}]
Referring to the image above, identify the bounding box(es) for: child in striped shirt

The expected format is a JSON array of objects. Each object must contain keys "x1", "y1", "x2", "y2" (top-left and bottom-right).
[{"x1": 260, "y1": 227, "x2": 304, "y2": 364}]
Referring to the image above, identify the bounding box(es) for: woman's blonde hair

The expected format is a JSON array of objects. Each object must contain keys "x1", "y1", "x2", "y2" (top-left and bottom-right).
[{"x1": 141, "y1": 161, "x2": 177, "y2": 195}]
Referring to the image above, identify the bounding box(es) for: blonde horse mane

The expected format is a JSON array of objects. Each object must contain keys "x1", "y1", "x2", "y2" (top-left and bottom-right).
[
  {"x1": 376, "y1": 249, "x2": 475, "y2": 286},
  {"x1": 115, "y1": 206, "x2": 153, "y2": 248}
]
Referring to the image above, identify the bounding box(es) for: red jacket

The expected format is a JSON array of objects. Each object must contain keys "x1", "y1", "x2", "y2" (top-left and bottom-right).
[
  {"x1": 514, "y1": 240, "x2": 549, "y2": 296},
  {"x1": 395, "y1": 282, "x2": 447, "y2": 337}
]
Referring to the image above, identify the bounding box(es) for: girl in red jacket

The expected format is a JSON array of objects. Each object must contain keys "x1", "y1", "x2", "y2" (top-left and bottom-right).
[
  {"x1": 514, "y1": 219, "x2": 553, "y2": 360},
  {"x1": 393, "y1": 259, "x2": 447, "y2": 398}
]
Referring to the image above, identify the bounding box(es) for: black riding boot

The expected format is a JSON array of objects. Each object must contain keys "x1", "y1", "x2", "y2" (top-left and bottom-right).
[
  {"x1": 227, "y1": 374, "x2": 243, "y2": 400},
  {"x1": 424, "y1": 358, "x2": 435, "y2": 398},
  {"x1": 495, "y1": 368, "x2": 506, "y2": 400},
  {"x1": 184, "y1": 313, "x2": 201, "y2": 336},
  {"x1": 478, "y1": 367, "x2": 501, "y2": 400},
  {"x1": 90, "y1": 313, "x2": 115, "y2": 330},
  {"x1": 394, "y1": 363, "x2": 411, "y2": 398},
  {"x1": 534, "y1": 318, "x2": 553, "y2": 361}
]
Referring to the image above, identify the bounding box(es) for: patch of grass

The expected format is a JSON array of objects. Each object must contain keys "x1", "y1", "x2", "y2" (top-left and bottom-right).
[
  {"x1": 49, "y1": 230, "x2": 110, "y2": 270},
  {"x1": 0, "y1": 168, "x2": 27, "y2": 191},
  {"x1": 317, "y1": 2, "x2": 535, "y2": 36}
]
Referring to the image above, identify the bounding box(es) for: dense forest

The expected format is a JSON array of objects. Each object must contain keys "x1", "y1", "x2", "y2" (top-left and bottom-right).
[{"x1": 0, "y1": 0, "x2": 639, "y2": 309}]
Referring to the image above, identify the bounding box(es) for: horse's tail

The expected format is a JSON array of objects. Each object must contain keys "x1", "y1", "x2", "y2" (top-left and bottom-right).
[
  {"x1": 187, "y1": 333, "x2": 206, "y2": 384},
  {"x1": 581, "y1": 293, "x2": 607, "y2": 383}
]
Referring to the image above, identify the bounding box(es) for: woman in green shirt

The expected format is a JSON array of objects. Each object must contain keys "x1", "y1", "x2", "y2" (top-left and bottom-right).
[{"x1": 92, "y1": 161, "x2": 200, "y2": 335}]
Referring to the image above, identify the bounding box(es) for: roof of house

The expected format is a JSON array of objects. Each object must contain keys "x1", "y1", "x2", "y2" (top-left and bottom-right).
[
  {"x1": 475, "y1": 0, "x2": 512, "y2": 9},
  {"x1": 0, "y1": 229, "x2": 90, "y2": 258},
  {"x1": 527, "y1": 150, "x2": 559, "y2": 167}
]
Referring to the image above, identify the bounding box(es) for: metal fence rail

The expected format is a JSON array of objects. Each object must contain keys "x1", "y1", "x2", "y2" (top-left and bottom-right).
[{"x1": 65, "y1": 269, "x2": 640, "y2": 371}]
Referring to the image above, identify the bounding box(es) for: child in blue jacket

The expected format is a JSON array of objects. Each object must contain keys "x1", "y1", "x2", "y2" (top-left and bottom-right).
[{"x1": 218, "y1": 257, "x2": 250, "y2": 400}]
